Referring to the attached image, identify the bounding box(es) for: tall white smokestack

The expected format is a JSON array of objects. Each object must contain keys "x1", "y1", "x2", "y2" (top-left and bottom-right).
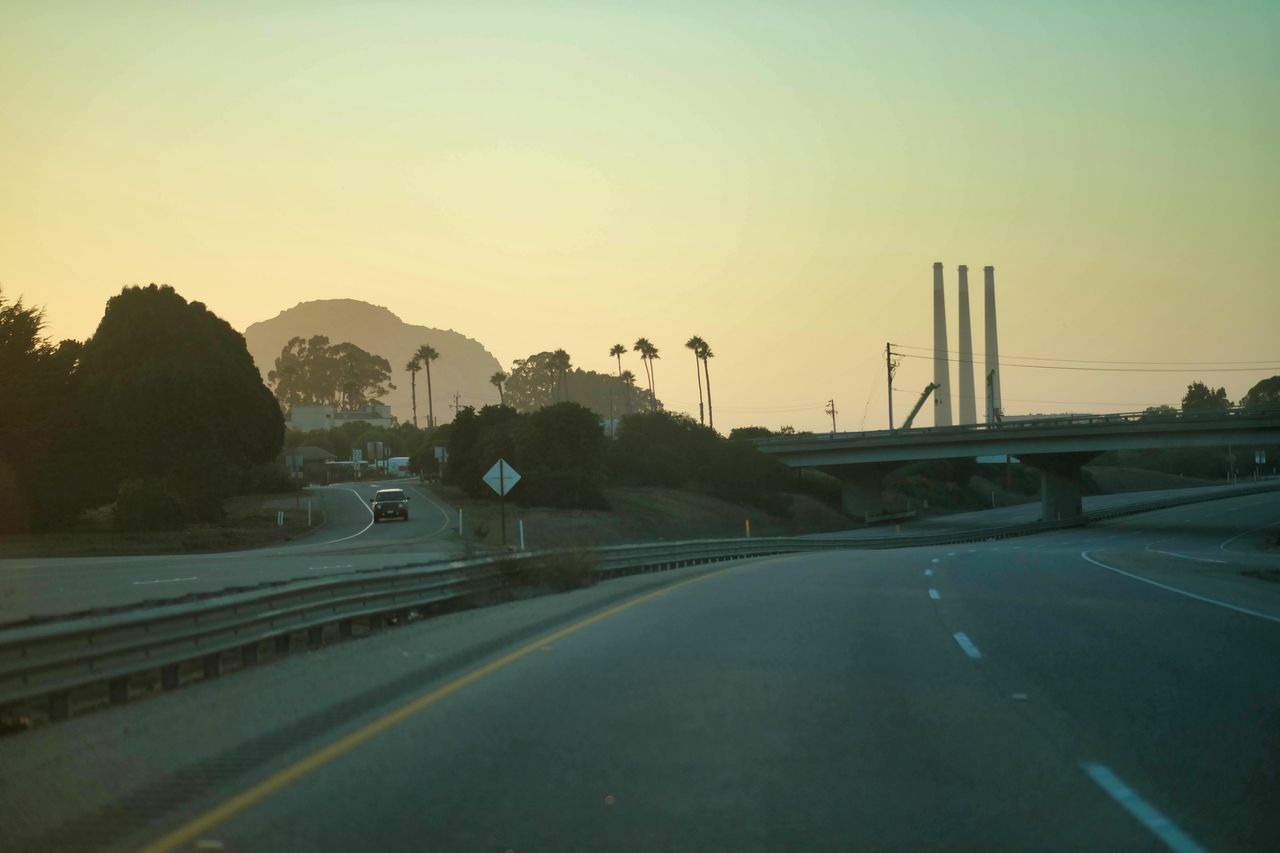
[
  {"x1": 932, "y1": 262, "x2": 952, "y2": 427},
  {"x1": 983, "y1": 265, "x2": 1002, "y2": 423},
  {"x1": 956, "y1": 264, "x2": 976, "y2": 425}
]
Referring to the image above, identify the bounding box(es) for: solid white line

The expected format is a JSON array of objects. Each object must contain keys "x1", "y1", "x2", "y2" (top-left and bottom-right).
[
  {"x1": 310, "y1": 486, "x2": 376, "y2": 545},
  {"x1": 1219, "y1": 518, "x2": 1280, "y2": 555},
  {"x1": 133, "y1": 576, "x2": 197, "y2": 586},
  {"x1": 953, "y1": 632, "x2": 982, "y2": 658},
  {"x1": 1081, "y1": 551, "x2": 1280, "y2": 625},
  {"x1": 1081, "y1": 762, "x2": 1205, "y2": 853},
  {"x1": 928, "y1": 588, "x2": 940, "y2": 600},
  {"x1": 1145, "y1": 547, "x2": 1227, "y2": 565}
]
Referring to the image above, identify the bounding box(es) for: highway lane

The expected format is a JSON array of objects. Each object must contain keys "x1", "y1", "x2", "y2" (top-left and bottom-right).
[
  {"x1": 4, "y1": 492, "x2": 1276, "y2": 850},
  {"x1": 0, "y1": 481, "x2": 462, "y2": 623}
]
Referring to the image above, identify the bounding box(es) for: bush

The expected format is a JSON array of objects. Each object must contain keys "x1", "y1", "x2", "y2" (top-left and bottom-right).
[
  {"x1": 241, "y1": 460, "x2": 296, "y2": 494},
  {"x1": 113, "y1": 479, "x2": 185, "y2": 531},
  {"x1": 165, "y1": 450, "x2": 239, "y2": 522},
  {"x1": 515, "y1": 469, "x2": 609, "y2": 510}
]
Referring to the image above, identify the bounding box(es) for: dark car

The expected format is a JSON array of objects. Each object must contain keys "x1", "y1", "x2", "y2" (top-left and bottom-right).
[{"x1": 371, "y1": 488, "x2": 410, "y2": 522}]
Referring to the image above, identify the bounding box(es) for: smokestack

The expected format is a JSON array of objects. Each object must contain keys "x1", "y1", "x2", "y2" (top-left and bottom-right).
[
  {"x1": 984, "y1": 265, "x2": 1002, "y2": 423},
  {"x1": 932, "y1": 262, "x2": 952, "y2": 427},
  {"x1": 956, "y1": 265, "x2": 976, "y2": 425}
]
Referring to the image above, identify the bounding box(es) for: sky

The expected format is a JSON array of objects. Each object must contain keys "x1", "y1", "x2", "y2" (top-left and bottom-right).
[{"x1": 3, "y1": 1, "x2": 1277, "y2": 433}]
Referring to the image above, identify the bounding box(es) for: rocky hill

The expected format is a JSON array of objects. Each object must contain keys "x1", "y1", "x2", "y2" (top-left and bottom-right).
[{"x1": 243, "y1": 300, "x2": 503, "y2": 425}]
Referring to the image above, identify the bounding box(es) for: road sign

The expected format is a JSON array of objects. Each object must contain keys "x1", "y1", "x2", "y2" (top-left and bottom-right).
[{"x1": 483, "y1": 459, "x2": 521, "y2": 496}]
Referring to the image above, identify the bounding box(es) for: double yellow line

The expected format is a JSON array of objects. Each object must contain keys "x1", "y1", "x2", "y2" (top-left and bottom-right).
[{"x1": 141, "y1": 563, "x2": 740, "y2": 852}]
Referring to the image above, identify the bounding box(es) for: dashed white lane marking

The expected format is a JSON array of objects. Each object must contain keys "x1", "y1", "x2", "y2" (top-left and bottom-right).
[
  {"x1": 928, "y1": 588, "x2": 941, "y2": 600},
  {"x1": 307, "y1": 564, "x2": 355, "y2": 571},
  {"x1": 930, "y1": 558, "x2": 940, "y2": 564},
  {"x1": 924, "y1": 569, "x2": 934, "y2": 578},
  {"x1": 1145, "y1": 548, "x2": 1227, "y2": 565},
  {"x1": 133, "y1": 576, "x2": 197, "y2": 586},
  {"x1": 1081, "y1": 762, "x2": 1205, "y2": 853},
  {"x1": 1081, "y1": 551, "x2": 1280, "y2": 625},
  {"x1": 953, "y1": 632, "x2": 982, "y2": 659},
  {"x1": 946, "y1": 551, "x2": 957, "y2": 557}
]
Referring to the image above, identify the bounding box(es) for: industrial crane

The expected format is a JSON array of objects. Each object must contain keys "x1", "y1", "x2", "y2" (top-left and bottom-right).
[{"x1": 900, "y1": 382, "x2": 939, "y2": 430}]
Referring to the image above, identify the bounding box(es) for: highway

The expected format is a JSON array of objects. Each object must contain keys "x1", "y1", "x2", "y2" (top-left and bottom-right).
[
  {"x1": 2, "y1": 490, "x2": 1278, "y2": 851},
  {"x1": 1, "y1": 481, "x2": 1272, "y2": 625},
  {"x1": 0, "y1": 482, "x2": 461, "y2": 624}
]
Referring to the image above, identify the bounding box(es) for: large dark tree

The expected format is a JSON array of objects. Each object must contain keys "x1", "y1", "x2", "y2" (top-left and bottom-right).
[
  {"x1": 77, "y1": 284, "x2": 284, "y2": 507},
  {"x1": 1181, "y1": 381, "x2": 1231, "y2": 413},
  {"x1": 1241, "y1": 375, "x2": 1280, "y2": 410},
  {"x1": 0, "y1": 291, "x2": 82, "y2": 531},
  {"x1": 269, "y1": 335, "x2": 394, "y2": 412}
]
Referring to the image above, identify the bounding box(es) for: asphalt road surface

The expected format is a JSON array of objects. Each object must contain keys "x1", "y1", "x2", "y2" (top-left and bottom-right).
[
  {"x1": 3, "y1": 489, "x2": 1278, "y2": 851},
  {"x1": 0, "y1": 481, "x2": 461, "y2": 623},
  {"x1": 1, "y1": 482, "x2": 1272, "y2": 625}
]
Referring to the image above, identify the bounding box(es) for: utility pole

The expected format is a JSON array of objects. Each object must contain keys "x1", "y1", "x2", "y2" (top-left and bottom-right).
[
  {"x1": 825, "y1": 399, "x2": 838, "y2": 433},
  {"x1": 449, "y1": 391, "x2": 462, "y2": 418},
  {"x1": 886, "y1": 343, "x2": 900, "y2": 432}
]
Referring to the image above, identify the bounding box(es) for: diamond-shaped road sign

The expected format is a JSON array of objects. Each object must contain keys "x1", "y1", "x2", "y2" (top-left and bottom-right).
[{"x1": 482, "y1": 459, "x2": 521, "y2": 497}]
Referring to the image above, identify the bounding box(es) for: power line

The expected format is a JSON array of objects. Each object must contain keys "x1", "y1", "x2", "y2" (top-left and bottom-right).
[
  {"x1": 891, "y1": 388, "x2": 1170, "y2": 407},
  {"x1": 890, "y1": 342, "x2": 1278, "y2": 367},
  {"x1": 893, "y1": 352, "x2": 1280, "y2": 373}
]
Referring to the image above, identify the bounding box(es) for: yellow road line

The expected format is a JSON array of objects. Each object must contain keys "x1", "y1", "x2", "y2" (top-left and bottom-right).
[{"x1": 138, "y1": 562, "x2": 741, "y2": 853}]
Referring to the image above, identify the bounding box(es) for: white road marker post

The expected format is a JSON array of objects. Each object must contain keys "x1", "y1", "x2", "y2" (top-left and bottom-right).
[
  {"x1": 276, "y1": 510, "x2": 284, "y2": 527},
  {"x1": 519, "y1": 519, "x2": 525, "y2": 551}
]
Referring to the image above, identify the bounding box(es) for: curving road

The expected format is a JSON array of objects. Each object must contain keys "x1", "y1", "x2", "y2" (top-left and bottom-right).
[
  {"x1": 0, "y1": 481, "x2": 461, "y2": 623},
  {"x1": 2, "y1": 490, "x2": 1278, "y2": 851}
]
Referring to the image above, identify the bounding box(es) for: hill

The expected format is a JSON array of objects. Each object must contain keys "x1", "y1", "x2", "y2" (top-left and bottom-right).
[{"x1": 244, "y1": 300, "x2": 503, "y2": 424}]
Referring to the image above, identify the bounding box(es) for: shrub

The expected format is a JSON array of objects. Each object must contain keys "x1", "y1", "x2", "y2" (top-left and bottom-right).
[{"x1": 113, "y1": 479, "x2": 184, "y2": 531}]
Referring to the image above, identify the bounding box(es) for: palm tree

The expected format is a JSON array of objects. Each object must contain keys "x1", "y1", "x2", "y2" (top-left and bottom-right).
[
  {"x1": 405, "y1": 354, "x2": 422, "y2": 428},
  {"x1": 551, "y1": 349, "x2": 572, "y2": 403},
  {"x1": 685, "y1": 335, "x2": 706, "y2": 425},
  {"x1": 633, "y1": 338, "x2": 659, "y2": 409},
  {"x1": 490, "y1": 370, "x2": 508, "y2": 405},
  {"x1": 697, "y1": 341, "x2": 715, "y2": 432},
  {"x1": 620, "y1": 369, "x2": 637, "y2": 413},
  {"x1": 415, "y1": 344, "x2": 440, "y2": 427},
  {"x1": 609, "y1": 343, "x2": 626, "y2": 376}
]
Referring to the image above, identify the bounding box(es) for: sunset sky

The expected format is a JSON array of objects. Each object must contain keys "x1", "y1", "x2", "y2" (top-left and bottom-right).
[{"x1": 3, "y1": 1, "x2": 1277, "y2": 432}]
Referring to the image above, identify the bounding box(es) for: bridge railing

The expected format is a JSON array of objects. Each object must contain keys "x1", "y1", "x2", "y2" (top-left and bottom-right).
[{"x1": 752, "y1": 404, "x2": 1280, "y2": 447}]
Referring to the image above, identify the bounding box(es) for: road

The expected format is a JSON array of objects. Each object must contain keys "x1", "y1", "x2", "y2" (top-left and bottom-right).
[
  {"x1": 0, "y1": 481, "x2": 461, "y2": 623},
  {"x1": 1, "y1": 481, "x2": 1272, "y2": 625},
  {"x1": 2, "y1": 489, "x2": 1278, "y2": 851}
]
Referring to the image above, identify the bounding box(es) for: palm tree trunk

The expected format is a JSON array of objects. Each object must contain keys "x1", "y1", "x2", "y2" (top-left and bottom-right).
[
  {"x1": 425, "y1": 363, "x2": 435, "y2": 428},
  {"x1": 410, "y1": 371, "x2": 418, "y2": 428},
  {"x1": 693, "y1": 352, "x2": 704, "y2": 424},
  {"x1": 702, "y1": 356, "x2": 713, "y2": 431}
]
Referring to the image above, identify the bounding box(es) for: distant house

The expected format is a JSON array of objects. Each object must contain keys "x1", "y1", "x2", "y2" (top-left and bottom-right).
[
  {"x1": 282, "y1": 445, "x2": 337, "y2": 482},
  {"x1": 286, "y1": 404, "x2": 396, "y2": 432}
]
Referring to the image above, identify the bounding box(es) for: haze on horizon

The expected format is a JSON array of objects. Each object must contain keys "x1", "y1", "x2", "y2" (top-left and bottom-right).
[{"x1": 3, "y1": 1, "x2": 1277, "y2": 433}]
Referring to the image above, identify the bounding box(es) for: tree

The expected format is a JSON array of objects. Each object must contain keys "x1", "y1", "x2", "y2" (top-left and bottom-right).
[
  {"x1": 633, "y1": 338, "x2": 660, "y2": 410},
  {"x1": 609, "y1": 343, "x2": 626, "y2": 377},
  {"x1": 1241, "y1": 375, "x2": 1280, "y2": 410},
  {"x1": 697, "y1": 340, "x2": 715, "y2": 432},
  {"x1": 405, "y1": 354, "x2": 422, "y2": 427},
  {"x1": 76, "y1": 284, "x2": 284, "y2": 512},
  {"x1": 490, "y1": 370, "x2": 508, "y2": 405},
  {"x1": 415, "y1": 344, "x2": 440, "y2": 427},
  {"x1": 685, "y1": 335, "x2": 707, "y2": 425},
  {"x1": 330, "y1": 343, "x2": 394, "y2": 411},
  {"x1": 0, "y1": 291, "x2": 82, "y2": 531},
  {"x1": 551, "y1": 349, "x2": 572, "y2": 402},
  {"x1": 1181, "y1": 381, "x2": 1231, "y2": 414},
  {"x1": 620, "y1": 369, "x2": 637, "y2": 413}
]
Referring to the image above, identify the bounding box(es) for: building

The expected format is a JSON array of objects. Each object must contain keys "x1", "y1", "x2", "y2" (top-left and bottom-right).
[{"x1": 286, "y1": 404, "x2": 396, "y2": 433}]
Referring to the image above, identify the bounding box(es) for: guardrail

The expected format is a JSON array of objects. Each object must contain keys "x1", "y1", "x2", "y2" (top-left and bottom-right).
[{"x1": 3, "y1": 480, "x2": 1278, "y2": 726}]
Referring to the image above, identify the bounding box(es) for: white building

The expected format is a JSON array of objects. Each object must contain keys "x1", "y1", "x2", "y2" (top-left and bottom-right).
[{"x1": 287, "y1": 404, "x2": 396, "y2": 433}]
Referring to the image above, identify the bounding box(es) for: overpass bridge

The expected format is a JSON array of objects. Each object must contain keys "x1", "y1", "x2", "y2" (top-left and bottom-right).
[{"x1": 755, "y1": 407, "x2": 1280, "y2": 522}]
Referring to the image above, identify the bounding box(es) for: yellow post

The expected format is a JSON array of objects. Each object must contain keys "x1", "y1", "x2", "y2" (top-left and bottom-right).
[{"x1": 745, "y1": 518, "x2": 751, "y2": 538}]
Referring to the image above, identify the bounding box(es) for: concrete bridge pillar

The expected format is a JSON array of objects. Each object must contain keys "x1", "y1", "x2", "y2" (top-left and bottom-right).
[{"x1": 1023, "y1": 452, "x2": 1098, "y2": 522}]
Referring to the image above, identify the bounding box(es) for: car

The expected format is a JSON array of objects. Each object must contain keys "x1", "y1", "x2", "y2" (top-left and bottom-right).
[{"x1": 370, "y1": 488, "x2": 410, "y2": 523}]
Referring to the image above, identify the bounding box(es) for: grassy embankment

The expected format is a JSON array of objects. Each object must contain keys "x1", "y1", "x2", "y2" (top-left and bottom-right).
[{"x1": 0, "y1": 492, "x2": 322, "y2": 558}]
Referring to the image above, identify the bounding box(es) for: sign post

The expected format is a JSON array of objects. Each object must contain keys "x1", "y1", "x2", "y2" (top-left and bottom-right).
[{"x1": 482, "y1": 459, "x2": 521, "y2": 548}]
